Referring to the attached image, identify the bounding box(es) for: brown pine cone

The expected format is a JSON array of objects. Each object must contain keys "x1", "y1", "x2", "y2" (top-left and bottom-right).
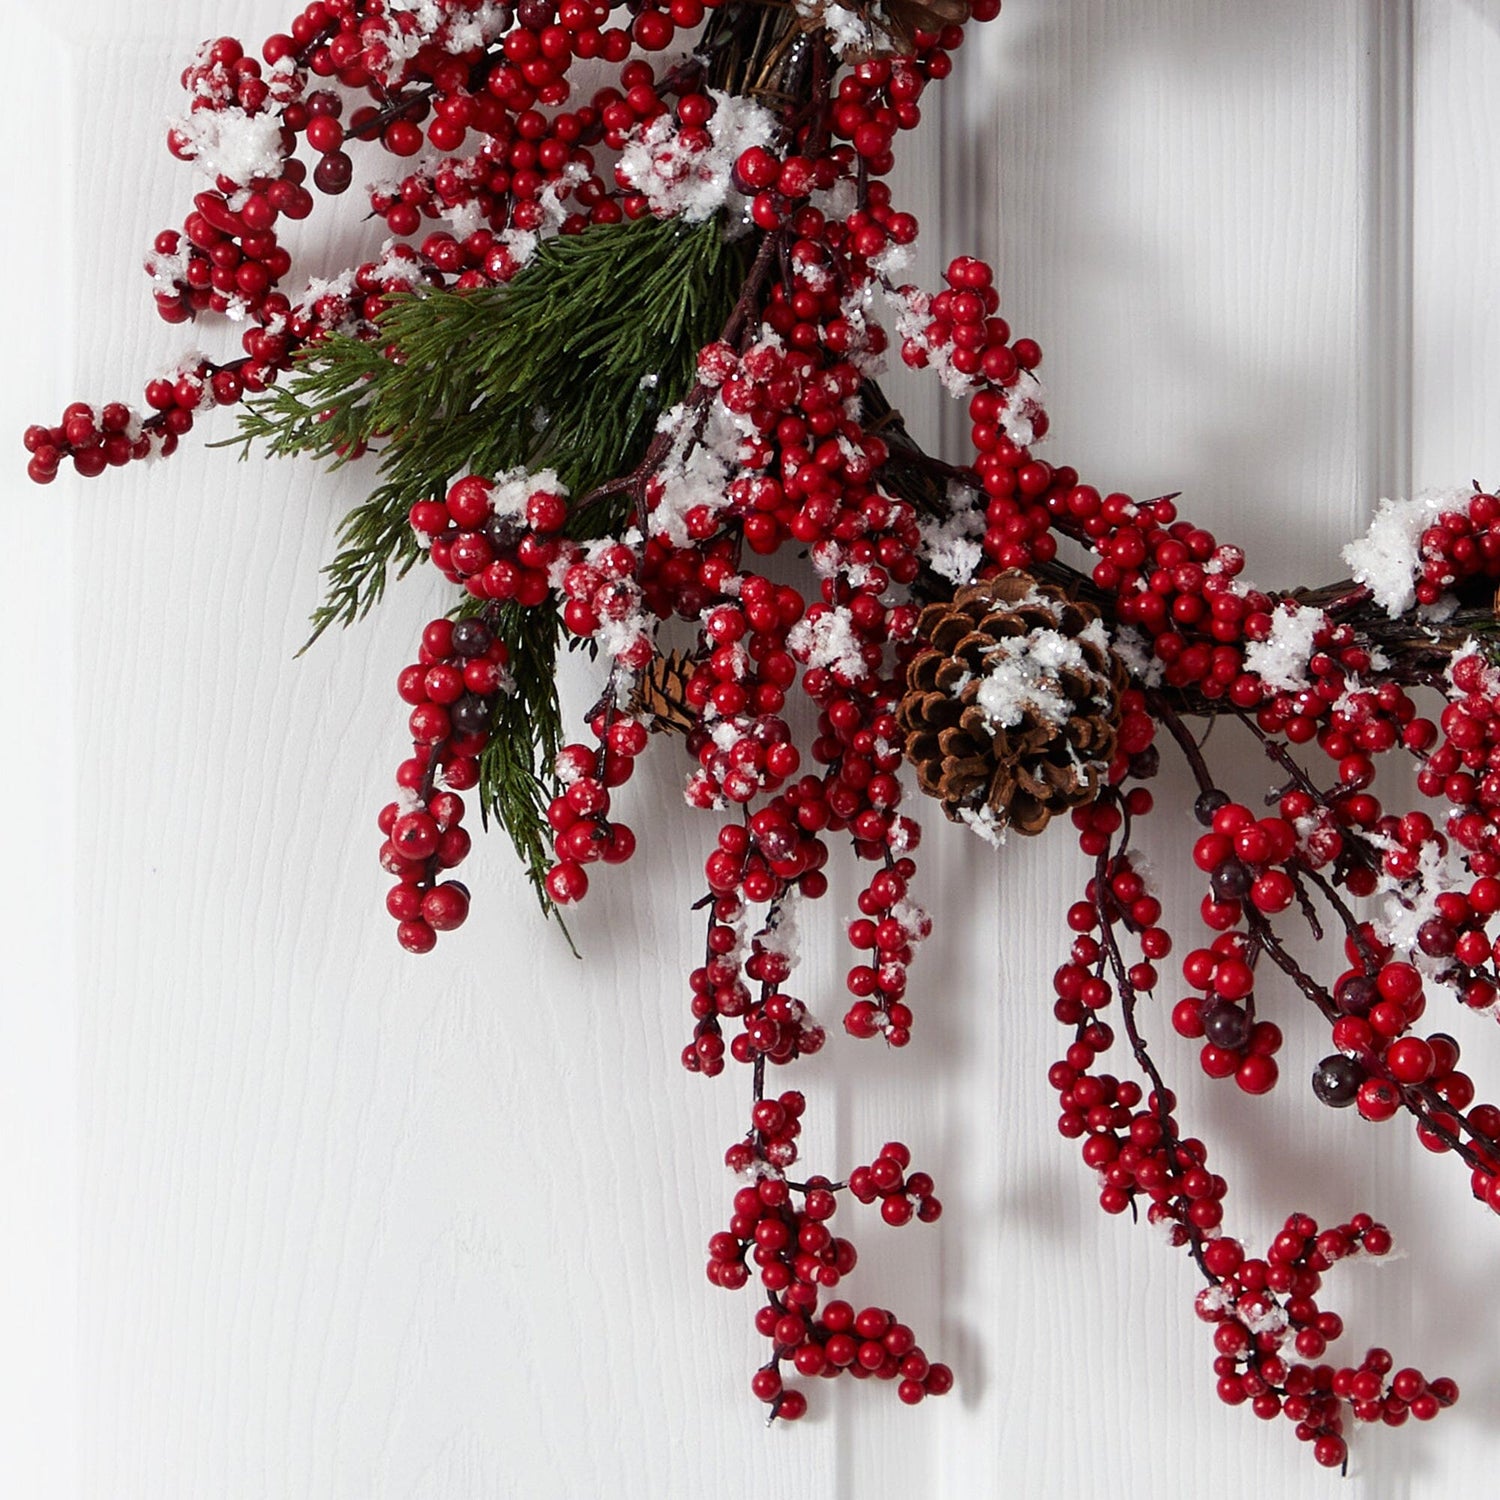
[{"x1": 898, "y1": 572, "x2": 1127, "y2": 839}]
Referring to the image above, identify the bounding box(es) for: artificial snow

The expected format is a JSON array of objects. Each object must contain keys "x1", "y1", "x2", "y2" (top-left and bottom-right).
[
  {"x1": 144, "y1": 241, "x2": 189, "y2": 294},
  {"x1": 169, "y1": 104, "x2": 285, "y2": 187},
  {"x1": 957, "y1": 805, "x2": 1007, "y2": 846},
  {"x1": 443, "y1": 0, "x2": 513, "y2": 51},
  {"x1": 501, "y1": 162, "x2": 589, "y2": 269},
  {"x1": 833, "y1": 279, "x2": 887, "y2": 376},
  {"x1": 371, "y1": 239, "x2": 426, "y2": 291},
  {"x1": 808, "y1": 540, "x2": 892, "y2": 596},
  {"x1": 293, "y1": 269, "x2": 361, "y2": 332},
  {"x1": 616, "y1": 90, "x2": 777, "y2": 224},
  {"x1": 809, "y1": 177, "x2": 858, "y2": 223},
  {"x1": 1110, "y1": 625, "x2": 1165, "y2": 688},
  {"x1": 1342, "y1": 490, "x2": 1470, "y2": 617},
  {"x1": 1000, "y1": 378, "x2": 1043, "y2": 447},
  {"x1": 757, "y1": 896, "x2": 802, "y2": 969},
  {"x1": 367, "y1": 151, "x2": 444, "y2": 207},
  {"x1": 917, "y1": 482, "x2": 986, "y2": 586},
  {"x1": 787, "y1": 606, "x2": 868, "y2": 681},
  {"x1": 819, "y1": 2, "x2": 876, "y2": 56},
  {"x1": 648, "y1": 395, "x2": 756, "y2": 547},
  {"x1": 868, "y1": 243, "x2": 912, "y2": 280},
  {"x1": 487, "y1": 466, "x2": 563, "y2": 521},
  {"x1": 1238, "y1": 1299, "x2": 1290, "y2": 1339},
  {"x1": 1446, "y1": 640, "x2": 1493, "y2": 694},
  {"x1": 1243, "y1": 602, "x2": 1326, "y2": 693},
  {"x1": 1369, "y1": 835, "x2": 1467, "y2": 1010},
  {"x1": 889, "y1": 896, "x2": 932, "y2": 947},
  {"x1": 974, "y1": 625, "x2": 1089, "y2": 731},
  {"x1": 1077, "y1": 615, "x2": 1112, "y2": 658},
  {"x1": 374, "y1": 1, "x2": 511, "y2": 81},
  {"x1": 1197, "y1": 1284, "x2": 1235, "y2": 1315},
  {"x1": 885, "y1": 284, "x2": 979, "y2": 398},
  {"x1": 593, "y1": 608, "x2": 651, "y2": 664},
  {"x1": 710, "y1": 720, "x2": 746, "y2": 753},
  {"x1": 442, "y1": 197, "x2": 490, "y2": 241}
]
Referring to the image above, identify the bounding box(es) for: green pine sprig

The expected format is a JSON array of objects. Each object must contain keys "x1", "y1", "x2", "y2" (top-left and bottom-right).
[
  {"x1": 472, "y1": 599, "x2": 572, "y2": 937},
  {"x1": 230, "y1": 213, "x2": 752, "y2": 644}
]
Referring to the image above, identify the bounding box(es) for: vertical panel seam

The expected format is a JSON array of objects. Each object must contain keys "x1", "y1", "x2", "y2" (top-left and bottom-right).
[
  {"x1": 1359, "y1": 9, "x2": 1414, "y2": 1500},
  {"x1": 1361, "y1": 0, "x2": 1415, "y2": 511}
]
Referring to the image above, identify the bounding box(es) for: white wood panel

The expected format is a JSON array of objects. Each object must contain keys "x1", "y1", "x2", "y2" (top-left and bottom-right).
[
  {"x1": 0, "y1": 20, "x2": 80, "y2": 1500},
  {"x1": 5, "y1": 1, "x2": 1500, "y2": 1496}
]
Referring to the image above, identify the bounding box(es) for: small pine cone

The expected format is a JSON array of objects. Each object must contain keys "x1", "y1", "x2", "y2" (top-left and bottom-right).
[{"x1": 898, "y1": 571, "x2": 1127, "y2": 838}]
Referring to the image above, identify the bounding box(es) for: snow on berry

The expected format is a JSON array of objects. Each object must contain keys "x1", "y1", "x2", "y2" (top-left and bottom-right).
[
  {"x1": 1341, "y1": 490, "x2": 1470, "y2": 616},
  {"x1": 1109, "y1": 625, "x2": 1166, "y2": 688},
  {"x1": 787, "y1": 605, "x2": 870, "y2": 683},
  {"x1": 168, "y1": 101, "x2": 287, "y2": 188},
  {"x1": 796, "y1": 0, "x2": 879, "y2": 57},
  {"x1": 957, "y1": 804, "x2": 1007, "y2": 846},
  {"x1": 1243, "y1": 602, "x2": 1327, "y2": 693},
  {"x1": 756, "y1": 896, "x2": 802, "y2": 970},
  {"x1": 647, "y1": 396, "x2": 757, "y2": 547},
  {"x1": 368, "y1": 1, "x2": 512, "y2": 83},
  {"x1": 616, "y1": 90, "x2": 777, "y2": 225}
]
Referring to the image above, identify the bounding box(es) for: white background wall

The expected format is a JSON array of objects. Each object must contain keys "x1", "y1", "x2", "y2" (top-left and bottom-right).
[{"x1": 5, "y1": 2, "x2": 1500, "y2": 1496}]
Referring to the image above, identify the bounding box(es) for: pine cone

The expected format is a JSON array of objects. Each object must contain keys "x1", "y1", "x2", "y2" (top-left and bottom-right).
[{"x1": 898, "y1": 572, "x2": 1126, "y2": 838}]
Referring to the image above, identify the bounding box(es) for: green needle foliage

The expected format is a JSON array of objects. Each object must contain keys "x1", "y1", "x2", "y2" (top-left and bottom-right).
[
  {"x1": 233, "y1": 213, "x2": 752, "y2": 641},
  {"x1": 473, "y1": 599, "x2": 572, "y2": 932},
  {"x1": 230, "y1": 213, "x2": 754, "y2": 921}
]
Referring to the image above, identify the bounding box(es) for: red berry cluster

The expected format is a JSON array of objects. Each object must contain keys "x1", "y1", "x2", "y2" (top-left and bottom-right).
[
  {"x1": 23, "y1": 402, "x2": 155, "y2": 484},
  {"x1": 380, "y1": 614, "x2": 511, "y2": 951},
  {"x1": 412, "y1": 471, "x2": 568, "y2": 606},
  {"x1": 542, "y1": 731, "x2": 642, "y2": 906},
  {"x1": 346, "y1": 0, "x2": 1500, "y2": 1438},
  {"x1": 1047, "y1": 1003, "x2": 1234, "y2": 1231},
  {"x1": 1030, "y1": 582, "x2": 1481, "y2": 1451},
  {"x1": 1428, "y1": 647, "x2": 1500, "y2": 874},
  {"x1": 37, "y1": 0, "x2": 977, "y2": 479},
  {"x1": 1193, "y1": 1213, "x2": 1456, "y2": 1468},
  {"x1": 848, "y1": 1141, "x2": 941, "y2": 1227},
  {"x1": 162, "y1": 38, "x2": 307, "y2": 320},
  {"x1": 708, "y1": 1111, "x2": 949, "y2": 1417},
  {"x1": 843, "y1": 863, "x2": 927, "y2": 1046},
  {"x1": 685, "y1": 886, "x2": 826, "y2": 1078},
  {"x1": 1411, "y1": 489, "x2": 1500, "y2": 606},
  {"x1": 725, "y1": 1090, "x2": 807, "y2": 1172},
  {"x1": 558, "y1": 542, "x2": 652, "y2": 670}
]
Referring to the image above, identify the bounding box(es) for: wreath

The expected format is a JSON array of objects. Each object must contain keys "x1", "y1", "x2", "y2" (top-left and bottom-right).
[{"x1": 29, "y1": 0, "x2": 1500, "y2": 1469}]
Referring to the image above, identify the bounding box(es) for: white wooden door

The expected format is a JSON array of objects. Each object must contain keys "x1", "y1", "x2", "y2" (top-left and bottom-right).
[{"x1": 5, "y1": 2, "x2": 1500, "y2": 1495}]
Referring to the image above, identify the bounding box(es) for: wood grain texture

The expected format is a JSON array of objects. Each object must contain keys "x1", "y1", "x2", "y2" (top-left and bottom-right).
[
  {"x1": 0, "y1": 20, "x2": 81, "y2": 1500},
  {"x1": 3, "y1": 1, "x2": 1498, "y2": 1495}
]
